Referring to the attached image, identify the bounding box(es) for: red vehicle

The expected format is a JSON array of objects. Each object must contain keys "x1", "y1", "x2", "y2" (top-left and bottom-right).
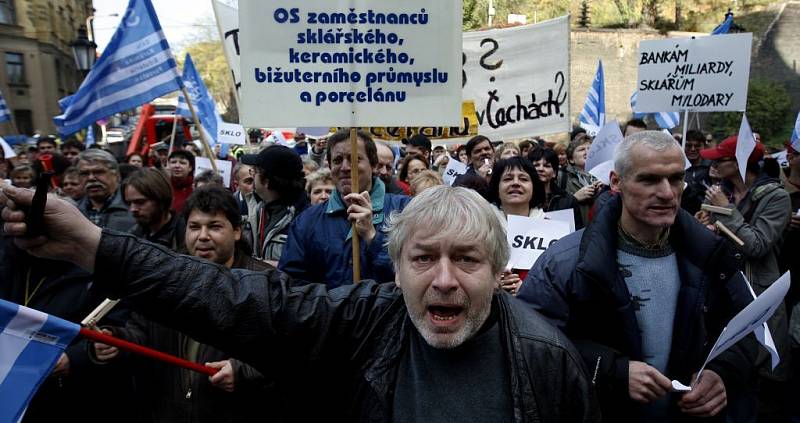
[{"x1": 127, "y1": 104, "x2": 193, "y2": 161}]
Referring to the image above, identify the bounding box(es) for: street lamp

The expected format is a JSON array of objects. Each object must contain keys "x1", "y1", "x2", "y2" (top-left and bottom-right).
[{"x1": 69, "y1": 26, "x2": 97, "y2": 74}]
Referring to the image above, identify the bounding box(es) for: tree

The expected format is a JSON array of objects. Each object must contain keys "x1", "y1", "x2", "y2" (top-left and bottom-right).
[
  {"x1": 708, "y1": 79, "x2": 793, "y2": 147},
  {"x1": 579, "y1": 0, "x2": 591, "y2": 27}
]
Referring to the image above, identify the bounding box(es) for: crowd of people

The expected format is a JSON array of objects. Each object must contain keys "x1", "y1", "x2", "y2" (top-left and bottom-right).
[{"x1": 1, "y1": 119, "x2": 799, "y2": 422}]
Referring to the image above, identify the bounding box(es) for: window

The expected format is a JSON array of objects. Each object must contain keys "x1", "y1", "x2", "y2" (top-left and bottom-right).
[
  {"x1": 14, "y1": 110, "x2": 32, "y2": 136},
  {"x1": 0, "y1": 0, "x2": 15, "y2": 25},
  {"x1": 5, "y1": 52, "x2": 24, "y2": 84}
]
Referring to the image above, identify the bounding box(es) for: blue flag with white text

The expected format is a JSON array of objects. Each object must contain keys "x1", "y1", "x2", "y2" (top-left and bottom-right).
[
  {"x1": 175, "y1": 53, "x2": 221, "y2": 149},
  {"x1": 579, "y1": 60, "x2": 604, "y2": 134},
  {"x1": 53, "y1": 0, "x2": 181, "y2": 136},
  {"x1": 0, "y1": 298, "x2": 80, "y2": 422}
]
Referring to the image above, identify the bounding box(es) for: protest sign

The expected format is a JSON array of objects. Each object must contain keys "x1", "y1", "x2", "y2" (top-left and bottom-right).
[
  {"x1": 671, "y1": 271, "x2": 790, "y2": 392},
  {"x1": 217, "y1": 122, "x2": 246, "y2": 145},
  {"x1": 634, "y1": 33, "x2": 752, "y2": 113},
  {"x1": 544, "y1": 209, "x2": 576, "y2": 233},
  {"x1": 240, "y1": 0, "x2": 462, "y2": 127},
  {"x1": 195, "y1": 157, "x2": 233, "y2": 187},
  {"x1": 585, "y1": 120, "x2": 622, "y2": 172},
  {"x1": 589, "y1": 160, "x2": 614, "y2": 186},
  {"x1": 212, "y1": 0, "x2": 241, "y2": 101},
  {"x1": 442, "y1": 158, "x2": 467, "y2": 186},
  {"x1": 462, "y1": 16, "x2": 570, "y2": 140},
  {"x1": 736, "y1": 114, "x2": 756, "y2": 183},
  {"x1": 506, "y1": 215, "x2": 571, "y2": 270}
]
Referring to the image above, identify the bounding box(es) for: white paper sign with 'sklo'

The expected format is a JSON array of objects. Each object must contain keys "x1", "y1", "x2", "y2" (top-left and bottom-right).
[
  {"x1": 506, "y1": 215, "x2": 571, "y2": 270},
  {"x1": 634, "y1": 33, "x2": 752, "y2": 113},
  {"x1": 442, "y1": 159, "x2": 467, "y2": 186},
  {"x1": 217, "y1": 122, "x2": 246, "y2": 145}
]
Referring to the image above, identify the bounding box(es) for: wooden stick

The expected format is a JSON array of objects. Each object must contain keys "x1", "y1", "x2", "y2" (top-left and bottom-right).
[
  {"x1": 180, "y1": 86, "x2": 218, "y2": 173},
  {"x1": 681, "y1": 109, "x2": 689, "y2": 149},
  {"x1": 80, "y1": 327, "x2": 218, "y2": 376},
  {"x1": 715, "y1": 221, "x2": 745, "y2": 247},
  {"x1": 80, "y1": 298, "x2": 119, "y2": 329},
  {"x1": 701, "y1": 204, "x2": 733, "y2": 216},
  {"x1": 350, "y1": 127, "x2": 361, "y2": 282},
  {"x1": 167, "y1": 112, "x2": 179, "y2": 153}
]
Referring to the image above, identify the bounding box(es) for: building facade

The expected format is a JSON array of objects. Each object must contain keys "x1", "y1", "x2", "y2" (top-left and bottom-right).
[{"x1": 0, "y1": 0, "x2": 92, "y2": 137}]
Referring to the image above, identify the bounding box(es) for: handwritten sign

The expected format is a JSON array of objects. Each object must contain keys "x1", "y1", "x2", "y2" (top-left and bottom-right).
[
  {"x1": 442, "y1": 158, "x2": 467, "y2": 186},
  {"x1": 634, "y1": 33, "x2": 752, "y2": 113},
  {"x1": 240, "y1": 0, "x2": 462, "y2": 127},
  {"x1": 195, "y1": 157, "x2": 233, "y2": 187},
  {"x1": 212, "y1": 0, "x2": 241, "y2": 99},
  {"x1": 217, "y1": 122, "x2": 246, "y2": 145},
  {"x1": 506, "y1": 215, "x2": 571, "y2": 270}
]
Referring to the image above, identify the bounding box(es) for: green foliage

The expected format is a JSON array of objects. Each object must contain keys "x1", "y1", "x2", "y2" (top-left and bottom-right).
[{"x1": 707, "y1": 79, "x2": 793, "y2": 147}]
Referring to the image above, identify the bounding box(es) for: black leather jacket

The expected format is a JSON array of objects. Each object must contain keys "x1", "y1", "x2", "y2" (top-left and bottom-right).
[{"x1": 93, "y1": 230, "x2": 601, "y2": 422}]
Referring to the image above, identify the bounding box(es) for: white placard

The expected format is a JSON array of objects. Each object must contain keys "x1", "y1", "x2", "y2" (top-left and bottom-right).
[
  {"x1": 217, "y1": 122, "x2": 246, "y2": 145},
  {"x1": 195, "y1": 157, "x2": 233, "y2": 188},
  {"x1": 772, "y1": 150, "x2": 788, "y2": 168},
  {"x1": 585, "y1": 120, "x2": 623, "y2": 172},
  {"x1": 736, "y1": 114, "x2": 757, "y2": 183},
  {"x1": 506, "y1": 215, "x2": 571, "y2": 270},
  {"x1": 588, "y1": 159, "x2": 614, "y2": 186},
  {"x1": 212, "y1": 0, "x2": 241, "y2": 101},
  {"x1": 544, "y1": 208, "x2": 576, "y2": 233},
  {"x1": 634, "y1": 33, "x2": 752, "y2": 113},
  {"x1": 462, "y1": 16, "x2": 570, "y2": 140},
  {"x1": 442, "y1": 158, "x2": 467, "y2": 186},
  {"x1": 240, "y1": 1, "x2": 462, "y2": 127}
]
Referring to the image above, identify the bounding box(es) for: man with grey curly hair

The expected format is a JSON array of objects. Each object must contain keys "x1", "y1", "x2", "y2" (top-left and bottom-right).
[
  {"x1": 520, "y1": 130, "x2": 758, "y2": 421},
  {"x1": 2, "y1": 182, "x2": 599, "y2": 422}
]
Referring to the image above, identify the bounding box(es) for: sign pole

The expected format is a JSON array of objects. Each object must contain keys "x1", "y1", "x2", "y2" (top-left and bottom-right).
[
  {"x1": 681, "y1": 109, "x2": 689, "y2": 149},
  {"x1": 167, "y1": 113, "x2": 179, "y2": 153},
  {"x1": 350, "y1": 127, "x2": 361, "y2": 282},
  {"x1": 180, "y1": 86, "x2": 218, "y2": 173}
]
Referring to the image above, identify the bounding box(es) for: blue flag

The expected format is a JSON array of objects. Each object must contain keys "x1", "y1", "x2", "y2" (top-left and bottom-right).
[
  {"x1": 176, "y1": 53, "x2": 225, "y2": 154},
  {"x1": 711, "y1": 13, "x2": 733, "y2": 35},
  {"x1": 0, "y1": 89, "x2": 12, "y2": 123},
  {"x1": 791, "y1": 111, "x2": 800, "y2": 152},
  {"x1": 579, "y1": 60, "x2": 605, "y2": 133},
  {"x1": 630, "y1": 85, "x2": 680, "y2": 130},
  {"x1": 0, "y1": 298, "x2": 80, "y2": 422},
  {"x1": 53, "y1": 0, "x2": 181, "y2": 136}
]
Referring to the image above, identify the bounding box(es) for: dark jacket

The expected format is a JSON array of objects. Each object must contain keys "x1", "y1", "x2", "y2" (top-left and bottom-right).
[
  {"x1": 129, "y1": 213, "x2": 186, "y2": 252},
  {"x1": 278, "y1": 178, "x2": 410, "y2": 288},
  {"x1": 0, "y1": 238, "x2": 135, "y2": 423},
  {"x1": 77, "y1": 189, "x2": 135, "y2": 232},
  {"x1": 244, "y1": 194, "x2": 309, "y2": 262},
  {"x1": 683, "y1": 161, "x2": 712, "y2": 214},
  {"x1": 92, "y1": 230, "x2": 601, "y2": 422},
  {"x1": 518, "y1": 195, "x2": 757, "y2": 422},
  {"x1": 545, "y1": 182, "x2": 584, "y2": 230}
]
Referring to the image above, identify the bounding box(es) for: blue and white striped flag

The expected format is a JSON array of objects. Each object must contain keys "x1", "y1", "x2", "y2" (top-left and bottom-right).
[
  {"x1": 791, "y1": 111, "x2": 800, "y2": 152},
  {"x1": 0, "y1": 298, "x2": 79, "y2": 422},
  {"x1": 711, "y1": 13, "x2": 734, "y2": 35},
  {"x1": 630, "y1": 91, "x2": 680, "y2": 129},
  {"x1": 175, "y1": 53, "x2": 221, "y2": 148},
  {"x1": 0, "y1": 89, "x2": 12, "y2": 123},
  {"x1": 53, "y1": 0, "x2": 182, "y2": 137},
  {"x1": 579, "y1": 60, "x2": 605, "y2": 134}
]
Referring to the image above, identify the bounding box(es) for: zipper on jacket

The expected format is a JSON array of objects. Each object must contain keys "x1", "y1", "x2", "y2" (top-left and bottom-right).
[
  {"x1": 185, "y1": 387, "x2": 192, "y2": 399},
  {"x1": 591, "y1": 356, "x2": 601, "y2": 386}
]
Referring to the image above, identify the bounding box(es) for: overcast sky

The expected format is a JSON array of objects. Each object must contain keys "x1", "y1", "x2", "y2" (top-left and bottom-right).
[{"x1": 92, "y1": 0, "x2": 221, "y2": 53}]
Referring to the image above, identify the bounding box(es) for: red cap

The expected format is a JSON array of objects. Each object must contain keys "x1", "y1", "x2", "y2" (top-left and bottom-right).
[{"x1": 699, "y1": 135, "x2": 764, "y2": 164}]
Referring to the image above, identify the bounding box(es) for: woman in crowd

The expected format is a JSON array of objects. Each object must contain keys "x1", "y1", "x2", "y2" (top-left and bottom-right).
[
  {"x1": 558, "y1": 134, "x2": 600, "y2": 224},
  {"x1": 125, "y1": 153, "x2": 144, "y2": 168},
  {"x1": 456, "y1": 145, "x2": 469, "y2": 164},
  {"x1": 488, "y1": 157, "x2": 546, "y2": 296},
  {"x1": 396, "y1": 154, "x2": 429, "y2": 195},
  {"x1": 409, "y1": 170, "x2": 443, "y2": 196},
  {"x1": 528, "y1": 148, "x2": 583, "y2": 229},
  {"x1": 305, "y1": 169, "x2": 334, "y2": 205},
  {"x1": 494, "y1": 142, "x2": 520, "y2": 161}
]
